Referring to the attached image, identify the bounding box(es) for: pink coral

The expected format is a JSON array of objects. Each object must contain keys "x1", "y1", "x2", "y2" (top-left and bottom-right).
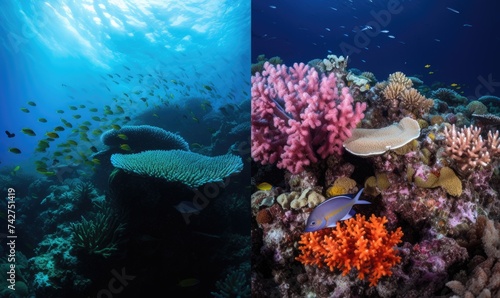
[{"x1": 251, "y1": 62, "x2": 366, "y2": 174}]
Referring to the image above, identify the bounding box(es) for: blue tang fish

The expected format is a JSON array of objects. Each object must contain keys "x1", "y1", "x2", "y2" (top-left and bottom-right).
[{"x1": 304, "y1": 188, "x2": 370, "y2": 232}]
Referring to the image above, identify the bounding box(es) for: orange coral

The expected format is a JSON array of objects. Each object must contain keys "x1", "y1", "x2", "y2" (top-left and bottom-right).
[{"x1": 296, "y1": 214, "x2": 403, "y2": 287}]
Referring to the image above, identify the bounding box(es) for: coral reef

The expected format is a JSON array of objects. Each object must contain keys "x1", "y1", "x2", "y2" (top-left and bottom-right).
[{"x1": 251, "y1": 55, "x2": 500, "y2": 297}]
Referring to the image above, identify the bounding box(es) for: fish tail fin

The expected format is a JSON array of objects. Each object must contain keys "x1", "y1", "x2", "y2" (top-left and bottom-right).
[
  {"x1": 353, "y1": 188, "x2": 371, "y2": 205},
  {"x1": 356, "y1": 200, "x2": 372, "y2": 205}
]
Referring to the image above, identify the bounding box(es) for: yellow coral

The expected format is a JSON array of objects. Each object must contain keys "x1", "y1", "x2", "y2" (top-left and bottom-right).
[
  {"x1": 411, "y1": 166, "x2": 462, "y2": 197},
  {"x1": 364, "y1": 176, "x2": 380, "y2": 196},
  {"x1": 435, "y1": 167, "x2": 462, "y2": 197},
  {"x1": 326, "y1": 177, "x2": 357, "y2": 197}
]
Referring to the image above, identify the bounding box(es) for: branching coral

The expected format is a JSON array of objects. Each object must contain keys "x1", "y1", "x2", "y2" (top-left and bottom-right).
[
  {"x1": 70, "y1": 204, "x2": 125, "y2": 258},
  {"x1": 379, "y1": 72, "x2": 433, "y2": 120},
  {"x1": 296, "y1": 214, "x2": 403, "y2": 286},
  {"x1": 443, "y1": 124, "x2": 500, "y2": 174},
  {"x1": 388, "y1": 71, "x2": 413, "y2": 88}
]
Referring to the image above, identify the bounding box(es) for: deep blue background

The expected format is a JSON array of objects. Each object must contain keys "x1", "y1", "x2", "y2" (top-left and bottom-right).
[{"x1": 252, "y1": 0, "x2": 500, "y2": 99}]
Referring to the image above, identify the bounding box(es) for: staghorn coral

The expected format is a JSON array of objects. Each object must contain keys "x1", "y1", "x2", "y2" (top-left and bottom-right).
[
  {"x1": 111, "y1": 150, "x2": 243, "y2": 187},
  {"x1": 382, "y1": 82, "x2": 406, "y2": 101},
  {"x1": 400, "y1": 88, "x2": 434, "y2": 116},
  {"x1": 443, "y1": 124, "x2": 500, "y2": 175},
  {"x1": 296, "y1": 214, "x2": 403, "y2": 287},
  {"x1": 388, "y1": 71, "x2": 413, "y2": 88}
]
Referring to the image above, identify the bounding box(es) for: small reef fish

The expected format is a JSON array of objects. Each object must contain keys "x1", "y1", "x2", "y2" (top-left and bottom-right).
[
  {"x1": 463, "y1": 24, "x2": 472, "y2": 27},
  {"x1": 120, "y1": 144, "x2": 131, "y2": 151},
  {"x1": 446, "y1": 7, "x2": 459, "y2": 14},
  {"x1": 20, "y1": 107, "x2": 30, "y2": 113},
  {"x1": 424, "y1": 64, "x2": 431, "y2": 68},
  {"x1": 9, "y1": 148, "x2": 21, "y2": 154},
  {"x1": 387, "y1": 35, "x2": 395, "y2": 39},
  {"x1": 451, "y1": 83, "x2": 458, "y2": 87},
  {"x1": 117, "y1": 134, "x2": 128, "y2": 140},
  {"x1": 46, "y1": 132, "x2": 60, "y2": 138},
  {"x1": 5, "y1": 130, "x2": 15, "y2": 138},
  {"x1": 304, "y1": 188, "x2": 370, "y2": 232},
  {"x1": 27, "y1": 101, "x2": 36, "y2": 106},
  {"x1": 256, "y1": 182, "x2": 273, "y2": 191},
  {"x1": 21, "y1": 128, "x2": 36, "y2": 136},
  {"x1": 39, "y1": 118, "x2": 48, "y2": 123},
  {"x1": 54, "y1": 126, "x2": 65, "y2": 132},
  {"x1": 429, "y1": 71, "x2": 434, "y2": 75},
  {"x1": 381, "y1": 30, "x2": 389, "y2": 33},
  {"x1": 178, "y1": 278, "x2": 200, "y2": 288}
]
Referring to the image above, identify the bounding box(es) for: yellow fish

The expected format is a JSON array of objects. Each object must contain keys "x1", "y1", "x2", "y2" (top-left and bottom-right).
[
  {"x1": 256, "y1": 182, "x2": 273, "y2": 191},
  {"x1": 27, "y1": 101, "x2": 36, "y2": 106},
  {"x1": 54, "y1": 126, "x2": 65, "y2": 131},
  {"x1": 120, "y1": 144, "x2": 131, "y2": 151},
  {"x1": 39, "y1": 118, "x2": 48, "y2": 123},
  {"x1": 428, "y1": 71, "x2": 434, "y2": 75},
  {"x1": 73, "y1": 115, "x2": 81, "y2": 119},
  {"x1": 450, "y1": 83, "x2": 458, "y2": 87},
  {"x1": 57, "y1": 110, "x2": 64, "y2": 114},
  {"x1": 46, "y1": 132, "x2": 60, "y2": 138},
  {"x1": 111, "y1": 124, "x2": 121, "y2": 130},
  {"x1": 67, "y1": 140, "x2": 78, "y2": 146},
  {"x1": 21, "y1": 128, "x2": 36, "y2": 136},
  {"x1": 20, "y1": 107, "x2": 30, "y2": 113},
  {"x1": 424, "y1": 64, "x2": 431, "y2": 68},
  {"x1": 91, "y1": 158, "x2": 101, "y2": 165},
  {"x1": 9, "y1": 148, "x2": 21, "y2": 154},
  {"x1": 69, "y1": 106, "x2": 78, "y2": 110},
  {"x1": 89, "y1": 108, "x2": 98, "y2": 112},
  {"x1": 13, "y1": 166, "x2": 20, "y2": 172},
  {"x1": 117, "y1": 134, "x2": 128, "y2": 140}
]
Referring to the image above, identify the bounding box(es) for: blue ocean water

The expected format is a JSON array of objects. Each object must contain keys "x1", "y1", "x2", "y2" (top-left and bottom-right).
[
  {"x1": 1, "y1": 0, "x2": 250, "y2": 170},
  {"x1": 252, "y1": 0, "x2": 500, "y2": 99}
]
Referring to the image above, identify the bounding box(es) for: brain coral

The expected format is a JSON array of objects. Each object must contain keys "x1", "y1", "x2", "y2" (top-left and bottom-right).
[
  {"x1": 110, "y1": 150, "x2": 243, "y2": 187},
  {"x1": 101, "y1": 125, "x2": 190, "y2": 152}
]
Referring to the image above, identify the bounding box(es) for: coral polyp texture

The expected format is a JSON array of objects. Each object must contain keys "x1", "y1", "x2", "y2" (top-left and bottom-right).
[
  {"x1": 101, "y1": 125, "x2": 190, "y2": 151},
  {"x1": 296, "y1": 214, "x2": 403, "y2": 287},
  {"x1": 251, "y1": 61, "x2": 366, "y2": 174},
  {"x1": 111, "y1": 149, "x2": 243, "y2": 187}
]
